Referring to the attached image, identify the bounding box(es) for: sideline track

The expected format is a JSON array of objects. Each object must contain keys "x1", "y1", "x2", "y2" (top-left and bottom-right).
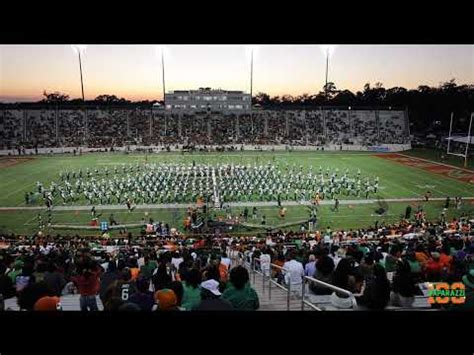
[{"x1": 0, "y1": 196, "x2": 472, "y2": 211}]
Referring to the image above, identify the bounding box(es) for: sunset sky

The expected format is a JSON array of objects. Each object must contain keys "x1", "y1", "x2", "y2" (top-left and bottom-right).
[{"x1": 0, "y1": 45, "x2": 472, "y2": 102}]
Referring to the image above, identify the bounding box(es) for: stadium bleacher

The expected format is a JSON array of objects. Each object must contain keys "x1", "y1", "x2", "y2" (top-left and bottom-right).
[{"x1": 0, "y1": 108, "x2": 410, "y2": 149}]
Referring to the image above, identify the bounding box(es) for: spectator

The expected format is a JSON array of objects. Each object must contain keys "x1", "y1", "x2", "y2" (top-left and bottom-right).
[
  {"x1": 384, "y1": 245, "x2": 400, "y2": 273},
  {"x1": 309, "y1": 255, "x2": 335, "y2": 295},
  {"x1": 283, "y1": 250, "x2": 304, "y2": 298},
  {"x1": 171, "y1": 251, "x2": 184, "y2": 272},
  {"x1": 330, "y1": 258, "x2": 358, "y2": 309},
  {"x1": 15, "y1": 263, "x2": 35, "y2": 293},
  {"x1": 304, "y1": 254, "x2": 317, "y2": 277},
  {"x1": 0, "y1": 263, "x2": 16, "y2": 300},
  {"x1": 220, "y1": 252, "x2": 232, "y2": 270},
  {"x1": 71, "y1": 260, "x2": 101, "y2": 311},
  {"x1": 406, "y1": 251, "x2": 422, "y2": 276},
  {"x1": 356, "y1": 264, "x2": 391, "y2": 310},
  {"x1": 8, "y1": 259, "x2": 24, "y2": 283},
  {"x1": 260, "y1": 248, "x2": 271, "y2": 277},
  {"x1": 128, "y1": 258, "x2": 140, "y2": 281},
  {"x1": 43, "y1": 262, "x2": 66, "y2": 297},
  {"x1": 17, "y1": 281, "x2": 52, "y2": 311},
  {"x1": 181, "y1": 268, "x2": 202, "y2": 311},
  {"x1": 424, "y1": 252, "x2": 444, "y2": 282},
  {"x1": 195, "y1": 279, "x2": 233, "y2": 311},
  {"x1": 391, "y1": 260, "x2": 418, "y2": 308},
  {"x1": 99, "y1": 260, "x2": 120, "y2": 305},
  {"x1": 152, "y1": 262, "x2": 172, "y2": 291},
  {"x1": 139, "y1": 256, "x2": 157, "y2": 279},
  {"x1": 128, "y1": 277, "x2": 155, "y2": 311},
  {"x1": 357, "y1": 252, "x2": 375, "y2": 280},
  {"x1": 34, "y1": 296, "x2": 61, "y2": 311},
  {"x1": 169, "y1": 281, "x2": 184, "y2": 308},
  {"x1": 222, "y1": 266, "x2": 259, "y2": 310},
  {"x1": 154, "y1": 289, "x2": 179, "y2": 311}
]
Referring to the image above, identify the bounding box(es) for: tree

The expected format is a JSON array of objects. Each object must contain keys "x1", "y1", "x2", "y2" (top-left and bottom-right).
[
  {"x1": 254, "y1": 92, "x2": 272, "y2": 106},
  {"x1": 42, "y1": 91, "x2": 69, "y2": 103},
  {"x1": 323, "y1": 82, "x2": 338, "y2": 99},
  {"x1": 95, "y1": 94, "x2": 122, "y2": 103},
  {"x1": 440, "y1": 79, "x2": 457, "y2": 91},
  {"x1": 331, "y1": 90, "x2": 356, "y2": 106}
]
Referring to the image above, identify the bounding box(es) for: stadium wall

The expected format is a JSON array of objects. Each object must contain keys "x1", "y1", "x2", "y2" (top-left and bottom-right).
[{"x1": 0, "y1": 143, "x2": 411, "y2": 156}]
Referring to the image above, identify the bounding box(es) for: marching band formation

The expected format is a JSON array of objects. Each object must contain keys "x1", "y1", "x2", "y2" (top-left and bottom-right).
[{"x1": 30, "y1": 163, "x2": 380, "y2": 208}]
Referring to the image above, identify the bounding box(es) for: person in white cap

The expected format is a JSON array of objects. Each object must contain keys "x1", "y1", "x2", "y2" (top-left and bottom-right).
[{"x1": 194, "y1": 279, "x2": 233, "y2": 311}]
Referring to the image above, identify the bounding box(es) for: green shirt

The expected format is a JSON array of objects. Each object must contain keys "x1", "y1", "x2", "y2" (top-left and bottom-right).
[
  {"x1": 182, "y1": 283, "x2": 202, "y2": 311},
  {"x1": 140, "y1": 261, "x2": 157, "y2": 279},
  {"x1": 8, "y1": 269, "x2": 22, "y2": 283},
  {"x1": 407, "y1": 260, "x2": 421, "y2": 274},
  {"x1": 222, "y1": 282, "x2": 259, "y2": 310}
]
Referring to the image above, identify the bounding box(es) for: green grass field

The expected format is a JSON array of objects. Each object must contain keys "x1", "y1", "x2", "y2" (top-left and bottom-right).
[{"x1": 1, "y1": 150, "x2": 473, "y2": 236}]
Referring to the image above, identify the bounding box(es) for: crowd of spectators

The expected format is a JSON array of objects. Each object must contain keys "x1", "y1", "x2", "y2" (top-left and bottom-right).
[
  {"x1": 0, "y1": 212, "x2": 472, "y2": 311},
  {"x1": 1, "y1": 109, "x2": 410, "y2": 150}
]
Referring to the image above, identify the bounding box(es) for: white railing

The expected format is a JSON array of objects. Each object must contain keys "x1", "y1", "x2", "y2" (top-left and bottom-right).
[
  {"x1": 249, "y1": 257, "x2": 322, "y2": 311},
  {"x1": 302, "y1": 275, "x2": 358, "y2": 310}
]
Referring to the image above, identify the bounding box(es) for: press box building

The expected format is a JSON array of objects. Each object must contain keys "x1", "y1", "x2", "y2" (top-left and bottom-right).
[{"x1": 164, "y1": 87, "x2": 251, "y2": 113}]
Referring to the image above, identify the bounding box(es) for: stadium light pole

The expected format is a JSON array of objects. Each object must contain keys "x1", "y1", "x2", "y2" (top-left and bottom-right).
[
  {"x1": 319, "y1": 45, "x2": 336, "y2": 100},
  {"x1": 155, "y1": 45, "x2": 167, "y2": 106},
  {"x1": 71, "y1": 45, "x2": 87, "y2": 143},
  {"x1": 246, "y1": 46, "x2": 258, "y2": 135},
  {"x1": 464, "y1": 112, "x2": 473, "y2": 168},
  {"x1": 71, "y1": 45, "x2": 87, "y2": 101}
]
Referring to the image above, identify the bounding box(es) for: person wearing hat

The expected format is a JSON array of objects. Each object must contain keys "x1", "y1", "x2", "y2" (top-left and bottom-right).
[
  {"x1": 154, "y1": 288, "x2": 179, "y2": 311},
  {"x1": 34, "y1": 296, "x2": 62, "y2": 311},
  {"x1": 194, "y1": 279, "x2": 233, "y2": 311}
]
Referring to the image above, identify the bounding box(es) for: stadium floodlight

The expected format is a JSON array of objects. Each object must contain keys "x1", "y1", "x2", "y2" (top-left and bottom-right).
[
  {"x1": 71, "y1": 45, "x2": 87, "y2": 143},
  {"x1": 244, "y1": 45, "x2": 259, "y2": 135},
  {"x1": 319, "y1": 45, "x2": 337, "y2": 98},
  {"x1": 70, "y1": 45, "x2": 87, "y2": 101},
  {"x1": 244, "y1": 46, "x2": 259, "y2": 97},
  {"x1": 155, "y1": 45, "x2": 170, "y2": 105}
]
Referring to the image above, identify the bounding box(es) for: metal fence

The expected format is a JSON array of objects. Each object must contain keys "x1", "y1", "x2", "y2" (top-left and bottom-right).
[{"x1": 247, "y1": 256, "x2": 360, "y2": 311}]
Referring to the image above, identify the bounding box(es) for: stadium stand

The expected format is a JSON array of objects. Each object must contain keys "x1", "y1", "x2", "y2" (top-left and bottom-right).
[
  {"x1": 0, "y1": 108, "x2": 410, "y2": 150},
  {"x1": 1, "y1": 216, "x2": 472, "y2": 311}
]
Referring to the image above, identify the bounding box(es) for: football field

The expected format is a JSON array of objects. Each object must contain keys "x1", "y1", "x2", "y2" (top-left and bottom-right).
[{"x1": 1, "y1": 150, "x2": 473, "y2": 236}]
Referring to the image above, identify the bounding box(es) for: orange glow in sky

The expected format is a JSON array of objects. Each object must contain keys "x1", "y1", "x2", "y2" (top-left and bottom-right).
[{"x1": 0, "y1": 45, "x2": 472, "y2": 102}]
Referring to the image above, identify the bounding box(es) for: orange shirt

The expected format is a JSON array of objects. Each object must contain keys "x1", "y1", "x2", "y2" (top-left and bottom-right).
[
  {"x1": 415, "y1": 251, "x2": 429, "y2": 264},
  {"x1": 439, "y1": 253, "x2": 452, "y2": 269}
]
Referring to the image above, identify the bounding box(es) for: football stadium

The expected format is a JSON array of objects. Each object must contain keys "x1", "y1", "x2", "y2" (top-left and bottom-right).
[{"x1": 0, "y1": 44, "x2": 473, "y2": 312}]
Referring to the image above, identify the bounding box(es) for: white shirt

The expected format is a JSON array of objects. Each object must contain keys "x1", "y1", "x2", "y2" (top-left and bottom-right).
[
  {"x1": 171, "y1": 257, "x2": 184, "y2": 270},
  {"x1": 221, "y1": 257, "x2": 231, "y2": 269},
  {"x1": 260, "y1": 254, "x2": 271, "y2": 275},
  {"x1": 283, "y1": 259, "x2": 304, "y2": 285},
  {"x1": 101, "y1": 262, "x2": 109, "y2": 272}
]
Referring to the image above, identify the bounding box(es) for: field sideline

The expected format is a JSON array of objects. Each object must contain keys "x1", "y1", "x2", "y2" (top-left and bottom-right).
[{"x1": 1, "y1": 150, "x2": 473, "y2": 235}]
